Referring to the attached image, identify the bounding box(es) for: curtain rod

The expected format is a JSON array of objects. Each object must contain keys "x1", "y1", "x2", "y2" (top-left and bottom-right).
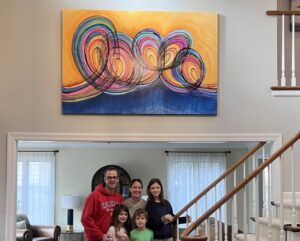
[
  {"x1": 18, "y1": 150, "x2": 59, "y2": 153},
  {"x1": 165, "y1": 150, "x2": 231, "y2": 155}
]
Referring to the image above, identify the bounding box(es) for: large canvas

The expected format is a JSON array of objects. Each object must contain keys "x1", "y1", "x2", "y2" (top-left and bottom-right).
[{"x1": 62, "y1": 10, "x2": 218, "y2": 115}]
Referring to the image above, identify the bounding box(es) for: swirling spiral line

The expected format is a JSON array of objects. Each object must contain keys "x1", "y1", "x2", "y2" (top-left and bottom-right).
[{"x1": 63, "y1": 15, "x2": 207, "y2": 102}]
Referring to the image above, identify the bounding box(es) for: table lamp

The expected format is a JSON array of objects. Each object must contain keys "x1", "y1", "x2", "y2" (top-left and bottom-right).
[{"x1": 61, "y1": 195, "x2": 82, "y2": 232}]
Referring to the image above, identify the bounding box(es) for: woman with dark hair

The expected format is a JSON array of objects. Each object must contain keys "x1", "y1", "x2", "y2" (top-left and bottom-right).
[
  {"x1": 123, "y1": 179, "x2": 147, "y2": 219},
  {"x1": 145, "y1": 178, "x2": 174, "y2": 241}
]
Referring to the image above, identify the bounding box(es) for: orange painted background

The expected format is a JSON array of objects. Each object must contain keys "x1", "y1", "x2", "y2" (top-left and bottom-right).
[{"x1": 62, "y1": 10, "x2": 218, "y2": 89}]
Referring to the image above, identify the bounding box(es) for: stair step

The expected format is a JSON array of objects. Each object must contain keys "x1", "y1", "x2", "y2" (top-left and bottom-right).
[
  {"x1": 271, "y1": 200, "x2": 300, "y2": 209},
  {"x1": 235, "y1": 233, "x2": 267, "y2": 241},
  {"x1": 254, "y1": 217, "x2": 289, "y2": 228}
]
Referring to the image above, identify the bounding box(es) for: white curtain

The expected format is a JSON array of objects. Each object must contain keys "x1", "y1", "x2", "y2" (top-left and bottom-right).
[
  {"x1": 167, "y1": 152, "x2": 226, "y2": 221},
  {"x1": 17, "y1": 152, "x2": 56, "y2": 225}
]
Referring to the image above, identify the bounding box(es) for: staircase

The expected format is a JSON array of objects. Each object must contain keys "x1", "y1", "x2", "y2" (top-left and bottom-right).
[
  {"x1": 170, "y1": 9, "x2": 300, "y2": 241},
  {"x1": 172, "y1": 130, "x2": 300, "y2": 241}
]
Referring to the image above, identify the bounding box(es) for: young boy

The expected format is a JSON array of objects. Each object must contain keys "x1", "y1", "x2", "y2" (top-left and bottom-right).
[{"x1": 130, "y1": 208, "x2": 153, "y2": 241}]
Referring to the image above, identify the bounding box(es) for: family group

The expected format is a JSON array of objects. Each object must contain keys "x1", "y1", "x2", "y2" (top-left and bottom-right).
[{"x1": 81, "y1": 167, "x2": 187, "y2": 241}]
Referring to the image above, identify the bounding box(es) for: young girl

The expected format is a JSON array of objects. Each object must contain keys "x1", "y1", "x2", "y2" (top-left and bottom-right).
[
  {"x1": 106, "y1": 204, "x2": 132, "y2": 241},
  {"x1": 130, "y1": 208, "x2": 153, "y2": 241},
  {"x1": 145, "y1": 178, "x2": 174, "y2": 241}
]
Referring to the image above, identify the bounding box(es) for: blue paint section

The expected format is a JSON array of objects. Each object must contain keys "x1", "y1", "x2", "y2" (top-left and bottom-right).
[{"x1": 62, "y1": 82, "x2": 217, "y2": 115}]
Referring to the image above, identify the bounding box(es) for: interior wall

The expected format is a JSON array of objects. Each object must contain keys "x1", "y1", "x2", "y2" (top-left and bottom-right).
[
  {"x1": 4, "y1": 0, "x2": 300, "y2": 239},
  {"x1": 54, "y1": 147, "x2": 248, "y2": 230},
  {"x1": 55, "y1": 147, "x2": 167, "y2": 230}
]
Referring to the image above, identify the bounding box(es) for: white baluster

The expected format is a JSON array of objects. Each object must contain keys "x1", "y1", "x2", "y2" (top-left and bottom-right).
[
  {"x1": 252, "y1": 155, "x2": 256, "y2": 217},
  {"x1": 291, "y1": 145, "x2": 296, "y2": 227},
  {"x1": 252, "y1": 154, "x2": 259, "y2": 241},
  {"x1": 219, "y1": 208, "x2": 222, "y2": 241},
  {"x1": 215, "y1": 211, "x2": 218, "y2": 241},
  {"x1": 243, "y1": 187, "x2": 248, "y2": 241},
  {"x1": 195, "y1": 201, "x2": 199, "y2": 235},
  {"x1": 279, "y1": 155, "x2": 285, "y2": 241},
  {"x1": 255, "y1": 171, "x2": 260, "y2": 241},
  {"x1": 263, "y1": 155, "x2": 268, "y2": 218},
  {"x1": 224, "y1": 177, "x2": 228, "y2": 241},
  {"x1": 281, "y1": 14, "x2": 286, "y2": 86},
  {"x1": 267, "y1": 164, "x2": 272, "y2": 241},
  {"x1": 243, "y1": 163, "x2": 248, "y2": 241},
  {"x1": 291, "y1": 15, "x2": 296, "y2": 86},
  {"x1": 215, "y1": 187, "x2": 218, "y2": 241},
  {"x1": 206, "y1": 194, "x2": 210, "y2": 241},
  {"x1": 262, "y1": 147, "x2": 272, "y2": 241},
  {"x1": 233, "y1": 170, "x2": 238, "y2": 241}
]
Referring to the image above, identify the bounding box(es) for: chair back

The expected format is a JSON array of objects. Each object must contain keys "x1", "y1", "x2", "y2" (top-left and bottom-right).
[{"x1": 16, "y1": 214, "x2": 32, "y2": 231}]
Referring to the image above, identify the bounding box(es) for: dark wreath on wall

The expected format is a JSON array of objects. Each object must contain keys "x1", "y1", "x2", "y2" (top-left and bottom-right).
[{"x1": 91, "y1": 165, "x2": 131, "y2": 198}]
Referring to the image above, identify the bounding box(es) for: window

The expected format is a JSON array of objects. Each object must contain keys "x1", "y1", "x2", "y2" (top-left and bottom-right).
[
  {"x1": 167, "y1": 152, "x2": 226, "y2": 221},
  {"x1": 17, "y1": 152, "x2": 56, "y2": 225}
]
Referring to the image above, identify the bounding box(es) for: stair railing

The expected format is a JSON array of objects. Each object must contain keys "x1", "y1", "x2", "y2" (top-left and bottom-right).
[
  {"x1": 179, "y1": 130, "x2": 300, "y2": 241},
  {"x1": 172, "y1": 141, "x2": 267, "y2": 240},
  {"x1": 266, "y1": 10, "x2": 300, "y2": 96}
]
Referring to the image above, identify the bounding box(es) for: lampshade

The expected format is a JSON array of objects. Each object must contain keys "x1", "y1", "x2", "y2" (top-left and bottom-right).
[{"x1": 61, "y1": 195, "x2": 82, "y2": 209}]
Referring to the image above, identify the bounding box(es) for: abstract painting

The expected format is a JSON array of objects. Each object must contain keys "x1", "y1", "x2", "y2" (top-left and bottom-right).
[{"x1": 62, "y1": 10, "x2": 218, "y2": 115}]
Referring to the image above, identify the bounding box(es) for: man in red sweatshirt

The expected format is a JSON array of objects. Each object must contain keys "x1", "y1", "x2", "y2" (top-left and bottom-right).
[{"x1": 81, "y1": 167, "x2": 124, "y2": 241}]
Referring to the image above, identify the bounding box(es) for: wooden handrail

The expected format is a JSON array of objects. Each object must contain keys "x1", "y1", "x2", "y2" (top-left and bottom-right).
[
  {"x1": 271, "y1": 86, "x2": 300, "y2": 91},
  {"x1": 181, "y1": 130, "x2": 300, "y2": 241},
  {"x1": 173, "y1": 141, "x2": 266, "y2": 220},
  {"x1": 266, "y1": 10, "x2": 300, "y2": 16},
  {"x1": 284, "y1": 224, "x2": 300, "y2": 232}
]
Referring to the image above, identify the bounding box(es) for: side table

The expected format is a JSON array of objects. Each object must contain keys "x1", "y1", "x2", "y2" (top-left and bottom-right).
[{"x1": 59, "y1": 231, "x2": 84, "y2": 241}]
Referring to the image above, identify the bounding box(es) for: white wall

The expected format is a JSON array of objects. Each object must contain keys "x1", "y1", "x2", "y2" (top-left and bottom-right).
[
  {"x1": 55, "y1": 147, "x2": 167, "y2": 230},
  {"x1": 4, "y1": 0, "x2": 300, "y2": 239},
  {"x1": 54, "y1": 147, "x2": 248, "y2": 230}
]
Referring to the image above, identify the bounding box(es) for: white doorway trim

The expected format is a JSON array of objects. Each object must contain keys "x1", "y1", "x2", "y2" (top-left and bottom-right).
[{"x1": 6, "y1": 132, "x2": 282, "y2": 241}]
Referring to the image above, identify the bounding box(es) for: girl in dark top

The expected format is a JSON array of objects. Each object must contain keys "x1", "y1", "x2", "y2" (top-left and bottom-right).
[{"x1": 145, "y1": 178, "x2": 174, "y2": 241}]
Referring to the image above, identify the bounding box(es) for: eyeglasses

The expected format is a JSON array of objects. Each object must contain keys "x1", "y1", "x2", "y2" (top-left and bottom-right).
[{"x1": 105, "y1": 176, "x2": 119, "y2": 180}]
